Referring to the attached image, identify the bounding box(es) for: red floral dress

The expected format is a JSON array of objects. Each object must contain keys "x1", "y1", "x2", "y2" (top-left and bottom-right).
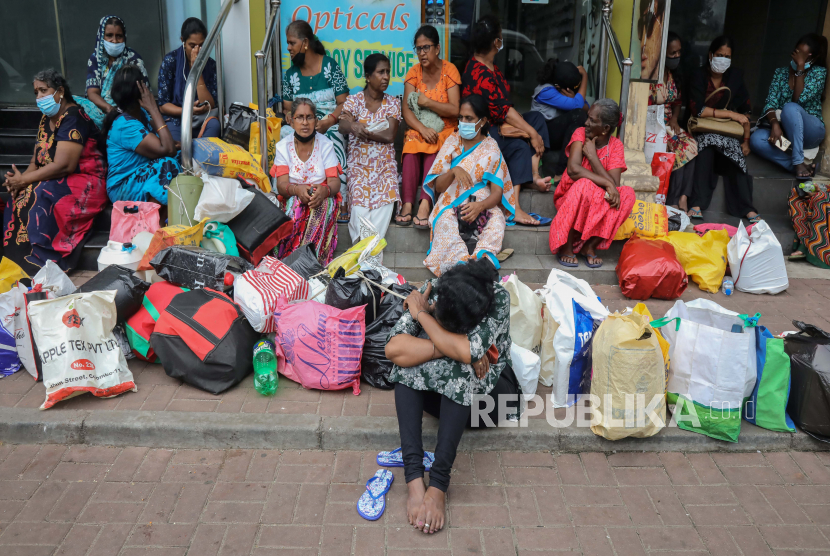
[
  {"x1": 461, "y1": 59, "x2": 512, "y2": 125},
  {"x1": 549, "y1": 127, "x2": 634, "y2": 254}
]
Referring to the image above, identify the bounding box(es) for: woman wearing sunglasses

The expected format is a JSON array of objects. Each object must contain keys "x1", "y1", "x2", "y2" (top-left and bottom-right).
[{"x1": 638, "y1": 0, "x2": 666, "y2": 81}]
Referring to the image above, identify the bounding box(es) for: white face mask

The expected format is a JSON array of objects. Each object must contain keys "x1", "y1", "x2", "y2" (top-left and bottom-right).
[
  {"x1": 496, "y1": 38, "x2": 503, "y2": 53},
  {"x1": 710, "y1": 56, "x2": 731, "y2": 74}
]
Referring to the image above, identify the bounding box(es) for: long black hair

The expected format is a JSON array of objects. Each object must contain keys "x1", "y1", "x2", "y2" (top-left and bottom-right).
[
  {"x1": 433, "y1": 258, "x2": 499, "y2": 334},
  {"x1": 100, "y1": 64, "x2": 150, "y2": 154},
  {"x1": 459, "y1": 94, "x2": 491, "y2": 135}
]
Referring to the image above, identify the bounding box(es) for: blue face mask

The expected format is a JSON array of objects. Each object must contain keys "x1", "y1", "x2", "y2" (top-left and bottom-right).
[
  {"x1": 458, "y1": 119, "x2": 481, "y2": 140},
  {"x1": 104, "y1": 40, "x2": 126, "y2": 57},
  {"x1": 791, "y1": 59, "x2": 812, "y2": 71},
  {"x1": 36, "y1": 92, "x2": 61, "y2": 117}
]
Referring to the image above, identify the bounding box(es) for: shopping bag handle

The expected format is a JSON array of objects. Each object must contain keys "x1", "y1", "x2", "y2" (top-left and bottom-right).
[
  {"x1": 738, "y1": 312, "x2": 762, "y2": 328},
  {"x1": 650, "y1": 317, "x2": 681, "y2": 331}
]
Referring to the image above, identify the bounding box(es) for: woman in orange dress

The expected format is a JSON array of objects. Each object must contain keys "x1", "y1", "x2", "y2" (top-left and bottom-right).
[{"x1": 400, "y1": 25, "x2": 461, "y2": 228}]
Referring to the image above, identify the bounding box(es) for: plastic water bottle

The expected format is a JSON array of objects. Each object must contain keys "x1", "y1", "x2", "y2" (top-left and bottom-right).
[
  {"x1": 722, "y1": 277, "x2": 734, "y2": 296},
  {"x1": 253, "y1": 339, "x2": 278, "y2": 396}
]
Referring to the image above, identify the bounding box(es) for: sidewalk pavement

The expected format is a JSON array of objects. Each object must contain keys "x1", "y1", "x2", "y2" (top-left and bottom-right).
[{"x1": 0, "y1": 444, "x2": 828, "y2": 555}]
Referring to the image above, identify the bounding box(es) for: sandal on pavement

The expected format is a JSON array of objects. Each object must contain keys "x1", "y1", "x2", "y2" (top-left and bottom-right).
[
  {"x1": 377, "y1": 448, "x2": 435, "y2": 471},
  {"x1": 357, "y1": 469, "x2": 394, "y2": 521},
  {"x1": 788, "y1": 251, "x2": 807, "y2": 261}
]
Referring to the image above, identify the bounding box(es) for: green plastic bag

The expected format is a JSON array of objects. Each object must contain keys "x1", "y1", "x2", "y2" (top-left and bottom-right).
[{"x1": 743, "y1": 328, "x2": 796, "y2": 432}]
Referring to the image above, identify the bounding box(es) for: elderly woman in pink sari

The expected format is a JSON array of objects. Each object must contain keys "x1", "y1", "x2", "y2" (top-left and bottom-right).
[{"x1": 422, "y1": 95, "x2": 516, "y2": 276}]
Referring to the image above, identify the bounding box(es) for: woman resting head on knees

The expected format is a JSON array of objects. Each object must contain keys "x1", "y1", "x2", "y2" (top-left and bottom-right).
[
  {"x1": 687, "y1": 36, "x2": 758, "y2": 222},
  {"x1": 421, "y1": 94, "x2": 516, "y2": 276},
  {"x1": 386, "y1": 258, "x2": 519, "y2": 534},
  {"x1": 461, "y1": 14, "x2": 551, "y2": 227},
  {"x1": 156, "y1": 17, "x2": 220, "y2": 142},
  {"x1": 3, "y1": 69, "x2": 107, "y2": 275},
  {"x1": 283, "y1": 19, "x2": 349, "y2": 219},
  {"x1": 102, "y1": 64, "x2": 179, "y2": 205},
  {"x1": 751, "y1": 33, "x2": 827, "y2": 180},
  {"x1": 339, "y1": 53, "x2": 401, "y2": 243},
  {"x1": 400, "y1": 24, "x2": 461, "y2": 227},
  {"x1": 549, "y1": 98, "x2": 634, "y2": 269},
  {"x1": 73, "y1": 15, "x2": 150, "y2": 129},
  {"x1": 271, "y1": 98, "x2": 343, "y2": 265},
  {"x1": 652, "y1": 32, "x2": 699, "y2": 211}
]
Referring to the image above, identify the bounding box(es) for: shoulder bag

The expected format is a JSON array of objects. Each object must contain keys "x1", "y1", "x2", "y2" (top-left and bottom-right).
[{"x1": 687, "y1": 86, "x2": 745, "y2": 140}]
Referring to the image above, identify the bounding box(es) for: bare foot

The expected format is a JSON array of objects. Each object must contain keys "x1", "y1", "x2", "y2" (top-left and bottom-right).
[
  {"x1": 406, "y1": 479, "x2": 426, "y2": 528},
  {"x1": 513, "y1": 207, "x2": 540, "y2": 226},
  {"x1": 678, "y1": 195, "x2": 689, "y2": 212},
  {"x1": 795, "y1": 162, "x2": 812, "y2": 179},
  {"x1": 532, "y1": 175, "x2": 552, "y2": 192},
  {"x1": 420, "y1": 487, "x2": 446, "y2": 534}
]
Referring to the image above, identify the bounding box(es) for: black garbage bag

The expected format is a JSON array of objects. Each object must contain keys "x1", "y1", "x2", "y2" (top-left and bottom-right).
[
  {"x1": 362, "y1": 283, "x2": 414, "y2": 389},
  {"x1": 325, "y1": 268, "x2": 383, "y2": 325},
  {"x1": 222, "y1": 103, "x2": 257, "y2": 148},
  {"x1": 668, "y1": 212, "x2": 683, "y2": 232},
  {"x1": 150, "y1": 246, "x2": 253, "y2": 291},
  {"x1": 784, "y1": 320, "x2": 830, "y2": 442},
  {"x1": 77, "y1": 265, "x2": 150, "y2": 323},
  {"x1": 281, "y1": 244, "x2": 325, "y2": 280}
]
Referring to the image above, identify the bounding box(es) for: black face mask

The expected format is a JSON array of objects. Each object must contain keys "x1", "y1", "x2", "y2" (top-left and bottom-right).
[
  {"x1": 291, "y1": 51, "x2": 306, "y2": 67},
  {"x1": 665, "y1": 56, "x2": 681, "y2": 71},
  {"x1": 294, "y1": 128, "x2": 315, "y2": 143}
]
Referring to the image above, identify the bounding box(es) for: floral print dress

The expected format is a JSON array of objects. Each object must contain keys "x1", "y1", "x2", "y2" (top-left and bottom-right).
[
  {"x1": 387, "y1": 280, "x2": 516, "y2": 406},
  {"x1": 649, "y1": 73, "x2": 698, "y2": 169}
]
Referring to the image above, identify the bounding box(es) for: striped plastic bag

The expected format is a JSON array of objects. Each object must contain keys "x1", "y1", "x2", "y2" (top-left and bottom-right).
[{"x1": 233, "y1": 257, "x2": 309, "y2": 332}]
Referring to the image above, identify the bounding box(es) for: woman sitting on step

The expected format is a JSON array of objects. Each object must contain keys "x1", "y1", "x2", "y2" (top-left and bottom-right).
[
  {"x1": 387, "y1": 258, "x2": 520, "y2": 535},
  {"x1": 271, "y1": 98, "x2": 342, "y2": 265},
  {"x1": 548, "y1": 99, "x2": 634, "y2": 269}
]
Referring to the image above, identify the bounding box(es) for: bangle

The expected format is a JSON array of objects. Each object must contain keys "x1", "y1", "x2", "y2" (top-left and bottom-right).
[
  {"x1": 415, "y1": 310, "x2": 429, "y2": 322},
  {"x1": 323, "y1": 184, "x2": 331, "y2": 198},
  {"x1": 156, "y1": 124, "x2": 168, "y2": 133}
]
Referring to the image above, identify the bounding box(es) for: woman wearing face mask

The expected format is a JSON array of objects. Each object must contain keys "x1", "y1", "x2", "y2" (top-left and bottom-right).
[
  {"x1": 338, "y1": 54, "x2": 401, "y2": 244},
  {"x1": 282, "y1": 20, "x2": 349, "y2": 221},
  {"x1": 421, "y1": 95, "x2": 516, "y2": 276},
  {"x1": 687, "y1": 36, "x2": 758, "y2": 223},
  {"x1": 73, "y1": 15, "x2": 150, "y2": 129},
  {"x1": 750, "y1": 33, "x2": 827, "y2": 179},
  {"x1": 461, "y1": 15, "x2": 550, "y2": 227},
  {"x1": 2, "y1": 69, "x2": 108, "y2": 275},
  {"x1": 157, "y1": 17, "x2": 220, "y2": 143},
  {"x1": 649, "y1": 31, "x2": 698, "y2": 210},
  {"x1": 271, "y1": 98, "x2": 342, "y2": 265},
  {"x1": 548, "y1": 99, "x2": 634, "y2": 268}
]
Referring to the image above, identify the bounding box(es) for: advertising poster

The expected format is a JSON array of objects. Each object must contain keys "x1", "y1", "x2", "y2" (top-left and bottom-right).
[
  {"x1": 280, "y1": 0, "x2": 421, "y2": 96},
  {"x1": 629, "y1": 0, "x2": 668, "y2": 81}
]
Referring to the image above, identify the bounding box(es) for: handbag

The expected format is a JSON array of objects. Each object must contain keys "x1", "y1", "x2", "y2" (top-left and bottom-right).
[{"x1": 687, "y1": 86, "x2": 745, "y2": 139}]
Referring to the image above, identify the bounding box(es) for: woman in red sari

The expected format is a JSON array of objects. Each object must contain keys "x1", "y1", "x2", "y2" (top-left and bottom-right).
[{"x1": 549, "y1": 99, "x2": 634, "y2": 268}]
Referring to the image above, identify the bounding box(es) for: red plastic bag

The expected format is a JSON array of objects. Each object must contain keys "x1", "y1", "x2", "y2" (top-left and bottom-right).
[
  {"x1": 616, "y1": 236, "x2": 688, "y2": 300},
  {"x1": 651, "y1": 152, "x2": 675, "y2": 205}
]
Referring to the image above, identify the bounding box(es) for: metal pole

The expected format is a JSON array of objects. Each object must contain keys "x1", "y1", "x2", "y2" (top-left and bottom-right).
[
  {"x1": 657, "y1": 0, "x2": 672, "y2": 84},
  {"x1": 216, "y1": 34, "x2": 225, "y2": 136},
  {"x1": 598, "y1": 0, "x2": 612, "y2": 98},
  {"x1": 255, "y1": 0, "x2": 281, "y2": 171},
  {"x1": 619, "y1": 58, "x2": 633, "y2": 141},
  {"x1": 273, "y1": 0, "x2": 283, "y2": 113}
]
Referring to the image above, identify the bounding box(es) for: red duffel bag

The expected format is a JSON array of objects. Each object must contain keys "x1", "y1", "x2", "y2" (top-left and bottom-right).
[{"x1": 616, "y1": 236, "x2": 688, "y2": 300}]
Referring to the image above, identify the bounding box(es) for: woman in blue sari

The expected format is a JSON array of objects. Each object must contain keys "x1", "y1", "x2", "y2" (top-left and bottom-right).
[
  {"x1": 73, "y1": 15, "x2": 150, "y2": 129},
  {"x1": 422, "y1": 95, "x2": 516, "y2": 276},
  {"x1": 157, "y1": 17, "x2": 220, "y2": 142}
]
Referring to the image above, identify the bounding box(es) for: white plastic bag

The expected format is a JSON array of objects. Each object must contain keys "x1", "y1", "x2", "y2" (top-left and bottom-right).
[
  {"x1": 28, "y1": 291, "x2": 136, "y2": 409},
  {"x1": 33, "y1": 260, "x2": 76, "y2": 297},
  {"x1": 0, "y1": 289, "x2": 22, "y2": 377},
  {"x1": 727, "y1": 220, "x2": 788, "y2": 295},
  {"x1": 510, "y1": 343, "x2": 541, "y2": 401},
  {"x1": 504, "y1": 274, "x2": 543, "y2": 353},
  {"x1": 644, "y1": 104, "x2": 667, "y2": 163},
  {"x1": 538, "y1": 269, "x2": 609, "y2": 408},
  {"x1": 194, "y1": 175, "x2": 255, "y2": 223},
  {"x1": 11, "y1": 283, "x2": 54, "y2": 379},
  {"x1": 666, "y1": 206, "x2": 692, "y2": 232}
]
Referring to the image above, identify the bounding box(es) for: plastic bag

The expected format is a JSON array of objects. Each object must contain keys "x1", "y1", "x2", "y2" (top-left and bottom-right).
[
  {"x1": 137, "y1": 220, "x2": 207, "y2": 271},
  {"x1": 538, "y1": 269, "x2": 609, "y2": 407},
  {"x1": 282, "y1": 244, "x2": 326, "y2": 280},
  {"x1": 327, "y1": 235, "x2": 387, "y2": 277},
  {"x1": 325, "y1": 268, "x2": 383, "y2": 326},
  {"x1": 77, "y1": 264, "x2": 150, "y2": 323},
  {"x1": 510, "y1": 343, "x2": 541, "y2": 401},
  {"x1": 0, "y1": 288, "x2": 22, "y2": 377},
  {"x1": 784, "y1": 321, "x2": 830, "y2": 441},
  {"x1": 644, "y1": 104, "x2": 667, "y2": 164},
  {"x1": 503, "y1": 274, "x2": 543, "y2": 353},
  {"x1": 274, "y1": 297, "x2": 365, "y2": 394},
  {"x1": 110, "y1": 201, "x2": 161, "y2": 243},
  {"x1": 666, "y1": 206, "x2": 691, "y2": 232},
  {"x1": 28, "y1": 291, "x2": 136, "y2": 409},
  {"x1": 632, "y1": 303, "x2": 669, "y2": 391},
  {"x1": 227, "y1": 187, "x2": 293, "y2": 264},
  {"x1": 661, "y1": 230, "x2": 729, "y2": 293},
  {"x1": 193, "y1": 175, "x2": 256, "y2": 223},
  {"x1": 727, "y1": 220, "x2": 788, "y2": 295},
  {"x1": 150, "y1": 246, "x2": 253, "y2": 291},
  {"x1": 362, "y1": 283, "x2": 414, "y2": 390},
  {"x1": 616, "y1": 236, "x2": 687, "y2": 300},
  {"x1": 0, "y1": 257, "x2": 29, "y2": 294},
  {"x1": 222, "y1": 103, "x2": 257, "y2": 148},
  {"x1": 248, "y1": 103, "x2": 281, "y2": 167},
  {"x1": 234, "y1": 256, "x2": 309, "y2": 332},
  {"x1": 744, "y1": 326, "x2": 795, "y2": 432},
  {"x1": 192, "y1": 137, "x2": 271, "y2": 193},
  {"x1": 32, "y1": 260, "x2": 77, "y2": 297},
  {"x1": 651, "y1": 152, "x2": 675, "y2": 204},
  {"x1": 201, "y1": 221, "x2": 239, "y2": 256},
  {"x1": 590, "y1": 312, "x2": 666, "y2": 440},
  {"x1": 11, "y1": 284, "x2": 53, "y2": 380},
  {"x1": 614, "y1": 200, "x2": 669, "y2": 240}
]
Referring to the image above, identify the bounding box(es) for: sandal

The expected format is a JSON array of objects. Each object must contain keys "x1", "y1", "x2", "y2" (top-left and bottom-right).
[
  {"x1": 356, "y1": 469, "x2": 394, "y2": 521},
  {"x1": 748, "y1": 214, "x2": 762, "y2": 224},
  {"x1": 496, "y1": 248, "x2": 514, "y2": 263},
  {"x1": 377, "y1": 448, "x2": 435, "y2": 471},
  {"x1": 688, "y1": 208, "x2": 703, "y2": 219},
  {"x1": 788, "y1": 251, "x2": 807, "y2": 261},
  {"x1": 395, "y1": 212, "x2": 413, "y2": 226},
  {"x1": 337, "y1": 212, "x2": 350, "y2": 224},
  {"x1": 585, "y1": 254, "x2": 603, "y2": 269},
  {"x1": 413, "y1": 216, "x2": 429, "y2": 230},
  {"x1": 557, "y1": 254, "x2": 579, "y2": 268}
]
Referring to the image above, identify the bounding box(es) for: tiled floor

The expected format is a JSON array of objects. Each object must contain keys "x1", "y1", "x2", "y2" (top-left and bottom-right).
[{"x1": 0, "y1": 445, "x2": 828, "y2": 555}]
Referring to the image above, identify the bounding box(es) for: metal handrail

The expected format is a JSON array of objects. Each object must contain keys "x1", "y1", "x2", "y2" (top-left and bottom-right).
[
  {"x1": 181, "y1": 0, "x2": 238, "y2": 173},
  {"x1": 255, "y1": 0, "x2": 282, "y2": 171},
  {"x1": 598, "y1": 0, "x2": 633, "y2": 141}
]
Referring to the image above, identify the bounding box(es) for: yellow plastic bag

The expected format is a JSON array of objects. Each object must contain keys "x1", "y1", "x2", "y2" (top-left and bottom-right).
[
  {"x1": 0, "y1": 257, "x2": 29, "y2": 294},
  {"x1": 589, "y1": 312, "x2": 666, "y2": 440},
  {"x1": 504, "y1": 274, "x2": 543, "y2": 352},
  {"x1": 192, "y1": 138, "x2": 271, "y2": 193},
  {"x1": 538, "y1": 305, "x2": 559, "y2": 387},
  {"x1": 660, "y1": 230, "x2": 729, "y2": 293},
  {"x1": 137, "y1": 219, "x2": 207, "y2": 271},
  {"x1": 326, "y1": 235, "x2": 387, "y2": 277},
  {"x1": 632, "y1": 302, "x2": 669, "y2": 392},
  {"x1": 248, "y1": 103, "x2": 282, "y2": 168},
  {"x1": 614, "y1": 200, "x2": 668, "y2": 240}
]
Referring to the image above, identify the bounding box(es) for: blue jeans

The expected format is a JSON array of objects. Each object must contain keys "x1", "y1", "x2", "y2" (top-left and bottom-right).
[{"x1": 750, "y1": 102, "x2": 825, "y2": 171}]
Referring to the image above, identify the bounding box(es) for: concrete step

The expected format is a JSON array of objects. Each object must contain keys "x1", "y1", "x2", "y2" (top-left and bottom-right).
[
  {"x1": 0, "y1": 128, "x2": 37, "y2": 156},
  {"x1": 0, "y1": 107, "x2": 41, "y2": 129},
  {"x1": 705, "y1": 155, "x2": 796, "y2": 219}
]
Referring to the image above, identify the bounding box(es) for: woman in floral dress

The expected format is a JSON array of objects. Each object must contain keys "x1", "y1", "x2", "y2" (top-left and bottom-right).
[
  {"x1": 282, "y1": 20, "x2": 349, "y2": 219},
  {"x1": 386, "y1": 258, "x2": 520, "y2": 535},
  {"x1": 339, "y1": 54, "x2": 401, "y2": 243}
]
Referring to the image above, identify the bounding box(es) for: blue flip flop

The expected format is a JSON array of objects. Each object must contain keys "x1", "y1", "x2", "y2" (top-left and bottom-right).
[
  {"x1": 377, "y1": 447, "x2": 435, "y2": 471},
  {"x1": 558, "y1": 254, "x2": 579, "y2": 268},
  {"x1": 357, "y1": 469, "x2": 394, "y2": 521},
  {"x1": 528, "y1": 212, "x2": 552, "y2": 226},
  {"x1": 585, "y1": 254, "x2": 603, "y2": 268}
]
